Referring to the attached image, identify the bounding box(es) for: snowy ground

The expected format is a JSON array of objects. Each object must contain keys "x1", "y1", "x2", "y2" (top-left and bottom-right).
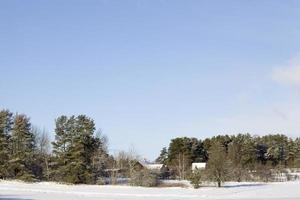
[{"x1": 0, "y1": 180, "x2": 299, "y2": 200}]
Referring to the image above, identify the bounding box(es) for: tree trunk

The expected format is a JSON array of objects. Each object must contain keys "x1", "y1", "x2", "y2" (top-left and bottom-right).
[{"x1": 44, "y1": 156, "x2": 49, "y2": 181}]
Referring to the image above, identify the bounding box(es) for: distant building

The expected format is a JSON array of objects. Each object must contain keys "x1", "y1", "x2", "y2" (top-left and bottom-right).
[
  {"x1": 144, "y1": 163, "x2": 164, "y2": 171},
  {"x1": 134, "y1": 160, "x2": 164, "y2": 171},
  {"x1": 192, "y1": 162, "x2": 206, "y2": 171}
]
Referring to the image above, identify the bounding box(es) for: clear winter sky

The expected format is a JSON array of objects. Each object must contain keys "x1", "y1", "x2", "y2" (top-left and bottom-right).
[{"x1": 1, "y1": 0, "x2": 300, "y2": 160}]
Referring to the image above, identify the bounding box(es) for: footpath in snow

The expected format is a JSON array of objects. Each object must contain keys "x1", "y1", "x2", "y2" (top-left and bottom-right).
[{"x1": 0, "y1": 180, "x2": 300, "y2": 200}]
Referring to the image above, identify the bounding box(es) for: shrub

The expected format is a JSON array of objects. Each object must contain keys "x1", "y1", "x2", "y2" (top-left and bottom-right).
[
  {"x1": 253, "y1": 164, "x2": 273, "y2": 182},
  {"x1": 129, "y1": 169, "x2": 159, "y2": 187},
  {"x1": 189, "y1": 169, "x2": 202, "y2": 189},
  {"x1": 96, "y1": 177, "x2": 107, "y2": 185}
]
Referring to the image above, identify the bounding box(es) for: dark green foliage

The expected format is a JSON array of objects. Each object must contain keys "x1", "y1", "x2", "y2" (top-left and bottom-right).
[
  {"x1": 167, "y1": 137, "x2": 192, "y2": 179},
  {"x1": 51, "y1": 115, "x2": 69, "y2": 181},
  {"x1": 155, "y1": 147, "x2": 168, "y2": 164},
  {"x1": 167, "y1": 137, "x2": 206, "y2": 179},
  {"x1": 161, "y1": 133, "x2": 300, "y2": 185},
  {"x1": 0, "y1": 109, "x2": 13, "y2": 179},
  {"x1": 51, "y1": 115, "x2": 106, "y2": 184},
  {"x1": 190, "y1": 138, "x2": 206, "y2": 162},
  {"x1": 1, "y1": 107, "x2": 300, "y2": 186},
  {"x1": 264, "y1": 134, "x2": 288, "y2": 166},
  {"x1": 168, "y1": 137, "x2": 206, "y2": 163},
  {"x1": 9, "y1": 114, "x2": 36, "y2": 181}
]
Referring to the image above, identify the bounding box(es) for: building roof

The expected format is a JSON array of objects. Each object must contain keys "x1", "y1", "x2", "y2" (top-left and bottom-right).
[
  {"x1": 144, "y1": 163, "x2": 164, "y2": 170},
  {"x1": 136, "y1": 160, "x2": 164, "y2": 170}
]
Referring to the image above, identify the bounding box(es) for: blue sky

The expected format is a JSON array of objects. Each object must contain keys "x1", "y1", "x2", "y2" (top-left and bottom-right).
[{"x1": 1, "y1": 0, "x2": 300, "y2": 160}]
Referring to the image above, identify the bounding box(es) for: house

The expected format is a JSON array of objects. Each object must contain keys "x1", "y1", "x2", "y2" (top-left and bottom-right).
[
  {"x1": 192, "y1": 162, "x2": 206, "y2": 171},
  {"x1": 133, "y1": 160, "x2": 164, "y2": 172}
]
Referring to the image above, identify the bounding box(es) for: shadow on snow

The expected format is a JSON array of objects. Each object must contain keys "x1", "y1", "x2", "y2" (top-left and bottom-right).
[
  {"x1": 223, "y1": 183, "x2": 266, "y2": 188},
  {"x1": 0, "y1": 195, "x2": 32, "y2": 200}
]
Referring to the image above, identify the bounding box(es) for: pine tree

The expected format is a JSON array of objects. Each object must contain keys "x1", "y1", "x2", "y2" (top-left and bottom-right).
[
  {"x1": 0, "y1": 109, "x2": 13, "y2": 179},
  {"x1": 9, "y1": 114, "x2": 36, "y2": 181},
  {"x1": 52, "y1": 115, "x2": 98, "y2": 184},
  {"x1": 167, "y1": 137, "x2": 193, "y2": 179},
  {"x1": 68, "y1": 115, "x2": 96, "y2": 184},
  {"x1": 51, "y1": 115, "x2": 70, "y2": 181}
]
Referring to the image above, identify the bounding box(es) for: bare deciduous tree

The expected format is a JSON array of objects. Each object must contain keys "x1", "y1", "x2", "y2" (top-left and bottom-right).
[
  {"x1": 174, "y1": 152, "x2": 189, "y2": 180},
  {"x1": 32, "y1": 126, "x2": 51, "y2": 180}
]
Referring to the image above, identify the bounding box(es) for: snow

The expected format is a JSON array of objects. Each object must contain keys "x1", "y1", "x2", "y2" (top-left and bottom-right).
[
  {"x1": 192, "y1": 162, "x2": 206, "y2": 170},
  {"x1": 0, "y1": 180, "x2": 300, "y2": 200},
  {"x1": 144, "y1": 164, "x2": 163, "y2": 170}
]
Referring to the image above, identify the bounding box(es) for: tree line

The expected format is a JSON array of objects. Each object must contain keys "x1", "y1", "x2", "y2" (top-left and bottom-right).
[
  {"x1": 0, "y1": 109, "x2": 113, "y2": 183},
  {"x1": 156, "y1": 134, "x2": 300, "y2": 186},
  {"x1": 1, "y1": 108, "x2": 300, "y2": 186}
]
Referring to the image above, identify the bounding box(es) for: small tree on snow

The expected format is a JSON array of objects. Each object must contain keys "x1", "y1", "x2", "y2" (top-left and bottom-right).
[{"x1": 206, "y1": 141, "x2": 230, "y2": 187}]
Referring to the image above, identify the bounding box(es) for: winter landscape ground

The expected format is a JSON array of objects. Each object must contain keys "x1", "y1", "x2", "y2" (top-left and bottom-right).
[{"x1": 0, "y1": 180, "x2": 299, "y2": 200}]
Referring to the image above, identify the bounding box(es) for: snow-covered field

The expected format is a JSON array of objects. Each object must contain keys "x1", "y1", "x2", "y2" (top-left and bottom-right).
[{"x1": 0, "y1": 180, "x2": 299, "y2": 200}]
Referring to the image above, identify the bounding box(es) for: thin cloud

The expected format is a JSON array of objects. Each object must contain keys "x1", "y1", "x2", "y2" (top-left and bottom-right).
[
  {"x1": 272, "y1": 55, "x2": 300, "y2": 87},
  {"x1": 272, "y1": 108, "x2": 288, "y2": 120},
  {"x1": 218, "y1": 106, "x2": 300, "y2": 138}
]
